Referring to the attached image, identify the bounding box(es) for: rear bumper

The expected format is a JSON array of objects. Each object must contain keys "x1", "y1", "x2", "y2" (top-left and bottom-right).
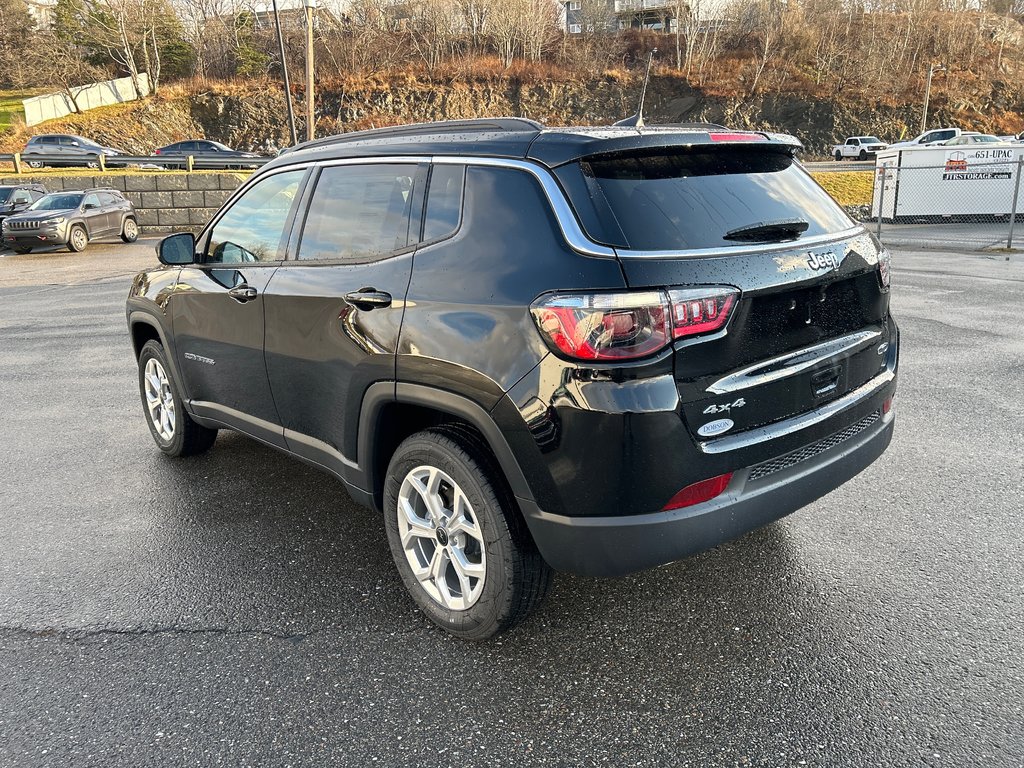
[{"x1": 521, "y1": 408, "x2": 894, "y2": 577}]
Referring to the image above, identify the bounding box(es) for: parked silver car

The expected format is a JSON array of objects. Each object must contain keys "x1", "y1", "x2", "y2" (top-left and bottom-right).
[{"x1": 22, "y1": 134, "x2": 126, "y2": 169}]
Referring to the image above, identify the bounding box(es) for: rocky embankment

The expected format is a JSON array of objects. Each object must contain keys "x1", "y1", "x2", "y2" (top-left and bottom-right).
[{"x1": 3, "y1": 74, "x2": 1023, "y2": 157}]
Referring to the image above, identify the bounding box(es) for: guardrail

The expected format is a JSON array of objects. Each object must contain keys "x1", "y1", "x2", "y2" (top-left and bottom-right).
[{"x1": 0, "y1": 152, "x2": 274, "y2": 173}]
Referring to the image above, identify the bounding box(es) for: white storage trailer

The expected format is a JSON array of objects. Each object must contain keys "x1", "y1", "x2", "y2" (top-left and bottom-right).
[{"x1": 872, "y1": 143, "x2": 1024, "y2": 221}]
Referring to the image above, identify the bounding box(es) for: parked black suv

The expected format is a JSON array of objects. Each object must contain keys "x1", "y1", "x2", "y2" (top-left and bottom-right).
[{"x1": 127, "y1": 119, "x2": 898, "y2": 639}]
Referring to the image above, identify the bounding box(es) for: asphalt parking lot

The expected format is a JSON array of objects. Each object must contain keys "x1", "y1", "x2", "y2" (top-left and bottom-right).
[{"x1": 1, "y1": 241, "x2": 1022, "y2": 767}]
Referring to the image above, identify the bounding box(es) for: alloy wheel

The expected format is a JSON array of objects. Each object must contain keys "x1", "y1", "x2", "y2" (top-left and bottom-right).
[
  {"x1": 71, "y1": 228, "x2": 87, "y2": 251},
  {"x1": 143, "y1": 358, "x2": 176, "y2": 442},
  {"x1": 397, "y1": 465, "x2": 487, "y2": 611}
]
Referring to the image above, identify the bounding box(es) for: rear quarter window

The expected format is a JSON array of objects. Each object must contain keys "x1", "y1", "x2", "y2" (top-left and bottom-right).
[{"x1": 578, "y1": 146, "x2": 855, "y2": 251}]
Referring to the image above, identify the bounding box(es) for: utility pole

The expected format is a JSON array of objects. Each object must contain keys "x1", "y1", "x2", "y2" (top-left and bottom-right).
[
  {"x1": 921, "y1": 63, "x2": 946, "y2": 134},
  {"x1": 304, "y1": 0, "x2": 317, "y2": 142},
  {"x1": 271, "y1": 0, "x2": 297, "y2": 146}
]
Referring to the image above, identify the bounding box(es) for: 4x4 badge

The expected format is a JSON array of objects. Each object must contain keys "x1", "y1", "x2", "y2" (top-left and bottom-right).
[{"x1": 806, "y1": 250, "x2": 840, "y2": 271}]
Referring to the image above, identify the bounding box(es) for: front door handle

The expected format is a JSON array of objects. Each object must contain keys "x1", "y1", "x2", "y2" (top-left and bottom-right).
[
  {"x1": 343, "y1": 289, "x2": 392, "y2": 310},
  {"x1": 228, "y1": 284, "x2": 258, "y2": 303}
]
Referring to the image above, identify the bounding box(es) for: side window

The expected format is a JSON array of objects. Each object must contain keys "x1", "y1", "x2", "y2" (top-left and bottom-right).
[
  {"x1": 99, "y1": 192, "x2": 119, "y2": 205},
  {"x1": 847, "y1": 139, "x2": 856, "y2": 146},
  {"x1": 12, "y1": 190, "x2": 31, "y2": 204},
  {"x1": 82, "y1": 193, "x2": 100, "y2": 208},
  {"x1": 422, "y1": 165, "x2": 465, "y2": 243},
  {"x1": 206, "y1": 170, "x2": 304, "y2": 264},
  {"x1": 297, "y1": 164, "x2": 419, "y2": 262}
]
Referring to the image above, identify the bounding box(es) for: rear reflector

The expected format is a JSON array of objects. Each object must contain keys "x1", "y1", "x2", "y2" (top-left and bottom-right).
[
  {"x1": 883, "y1": 396, "x2": 893, "y2": 414},
  {"x1": 662, "y1": 473, "x2": 733, "y2": 511}
]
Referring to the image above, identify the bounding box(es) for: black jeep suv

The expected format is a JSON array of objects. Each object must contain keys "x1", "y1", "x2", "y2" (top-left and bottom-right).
[{"x1": 126, "y1": 119, "x2": 898, "y2": 639}]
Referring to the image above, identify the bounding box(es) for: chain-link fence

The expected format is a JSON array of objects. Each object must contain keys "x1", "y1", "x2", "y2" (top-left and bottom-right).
[{"x1": 817, "y1": 155, "x2": 1024, "y2": 252}]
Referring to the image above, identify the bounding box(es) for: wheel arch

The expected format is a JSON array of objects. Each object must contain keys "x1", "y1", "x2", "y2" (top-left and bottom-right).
[
  {"x1": 358, "y1": 382, "x2": 535, "y2": 513},
  {"x1": 128, "y1": 310, "x2": 193, "y2": 407}
]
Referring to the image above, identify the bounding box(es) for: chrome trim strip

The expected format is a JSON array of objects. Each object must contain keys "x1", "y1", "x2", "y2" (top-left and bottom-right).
[
  {"x1": 699, "y1": 370, "x2": 894, "y2": 454},
  {"x1": 616, "y1": 226, "x2": 867, "y2": 260},
  {"x1": 431, "y1": 155, "x2": 617, "y2": 258},
  {"x1": 707, "y1": 330, "x2": 882, "y2": 395}
]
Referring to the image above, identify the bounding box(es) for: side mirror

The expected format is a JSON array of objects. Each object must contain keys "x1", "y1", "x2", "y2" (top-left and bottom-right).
[
  {"x1": 158, "y1": 232, "x2": 196, "y2": 266},
  {"x1": 70, "y1": 141, "x2": 80, "y2": 147},
  {"x1": 83, "y1": 202, "x2": 98, "y2": 210}
]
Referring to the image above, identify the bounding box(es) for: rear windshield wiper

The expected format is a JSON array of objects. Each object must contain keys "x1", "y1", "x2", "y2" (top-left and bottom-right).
[{"x1": 723, "y1": 218, "x2": 810, "y2": 243}]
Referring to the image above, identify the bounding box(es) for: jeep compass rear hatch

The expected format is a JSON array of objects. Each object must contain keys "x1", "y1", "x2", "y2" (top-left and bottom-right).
[{"x1": 554, "y1": 140, "x2": 893, "y2": 447}]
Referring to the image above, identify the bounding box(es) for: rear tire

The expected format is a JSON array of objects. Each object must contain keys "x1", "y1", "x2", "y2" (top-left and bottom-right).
[
  {"x1": 383, "y1": 426, "x2": 552, "y2": 641},
  {"x1": 26, "y1": 158, "x2": 44, "y2": 169},
  {"x1": 137, "y1": 339, "x2": 217, "y2": 457},
  {"x1": 67, "y1": 224, "x2": 88, "y2": 252},
  {"x1": 834, "y1": 150, "x2": 842, "y2": 161},
  {"x1": 121, "y1": 217, "x2": 139, "y2": 243}
]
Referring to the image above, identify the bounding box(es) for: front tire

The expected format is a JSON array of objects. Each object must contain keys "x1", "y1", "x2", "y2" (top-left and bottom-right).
[
  {"x1": 11, "y1": 245, "x2": 31, "y2": 254},
  {"x1": 67, "y1": 224, "x2": 88, "y2": 252},
  {"x1": 121, "y1": 217, "x2": 139, "y2": 243},
  {"x1": 858, "y1": 149, "x2": 868, "y2": 160},
  {"x1": 384, "y1": 426, "x2": 552, "y2": 640},
  {"x1": 137, "y1": 340, "x2": 217, "y2": 457}
]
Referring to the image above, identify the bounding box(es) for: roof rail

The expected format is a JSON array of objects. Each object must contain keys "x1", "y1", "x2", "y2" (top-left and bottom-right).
[{"x1": 284, "y1": 118, "x2": 546, "y2": 154}]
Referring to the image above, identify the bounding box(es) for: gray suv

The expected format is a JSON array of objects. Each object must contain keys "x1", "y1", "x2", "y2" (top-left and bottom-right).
[
  {"x1": 2, "y1": 188, "x2": 138, "y2": 253},
  {"x1": 22, "y1": 134, "x2": 126, "y2": 169}
]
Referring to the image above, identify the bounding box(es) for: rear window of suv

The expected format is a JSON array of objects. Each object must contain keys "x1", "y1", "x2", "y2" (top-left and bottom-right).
[{"x1": 578, "y1": 146, "x2": 854, "y2": 251}]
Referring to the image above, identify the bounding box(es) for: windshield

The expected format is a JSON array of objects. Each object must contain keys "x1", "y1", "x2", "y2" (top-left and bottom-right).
[
  {"x1": 30, "y1": 194, "x2": 82, "y2": 211},
  {"x1": 862, "y1": 137, "x2": 882, "y2": 144},
  {"x1": 209, "y1": 141, "x2": 232, "y2": 151},
  {"x1": 580, "y1": 146, "x2": 854, "y2": 251},
  {"x1": 974, "y1": 135, "x2": 1000, "y2": 143}
]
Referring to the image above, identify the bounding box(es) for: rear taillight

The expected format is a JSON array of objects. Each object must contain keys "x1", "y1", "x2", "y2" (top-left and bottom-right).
[
  {"x1": 154, "y1": 149, "x2": 161, "y2": 155},
  {"x1": 662, "y1": 472, "x2": 733, "y2": 511},
  {"x1": 878, "y1": 248, "x2": 891, "y2": 290},
  {"x1": 531, "y1": 286, "x2": 738, "y2": 362}
]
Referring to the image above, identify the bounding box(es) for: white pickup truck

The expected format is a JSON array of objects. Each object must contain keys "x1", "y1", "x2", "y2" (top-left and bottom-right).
[{"x1": 832, "y1": 136, "x2": 888, "y2": 161}]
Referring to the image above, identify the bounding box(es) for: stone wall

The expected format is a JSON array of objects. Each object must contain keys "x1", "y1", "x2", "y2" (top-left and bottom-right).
[{"x1": 0, "y1": 172, "x2": 248, "y2": 234}]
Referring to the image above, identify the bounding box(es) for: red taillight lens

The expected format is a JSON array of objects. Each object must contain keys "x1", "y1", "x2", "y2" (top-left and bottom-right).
[
  {"x1": 531, "y1": 291, "x2": 669, "y2": 361},
  {"x1": 531, "y1": 287, "x2": 738, "y2": 361},
  {"x1": 667, "y1": 288, "x2": 736, "y2": 339},
  {"x1": 662, "y1": 472, "x2": 733, "y2": 511},
  {"x1": 883, "y1": 395, "x2": 893, "y2": 414},
  {"x1": 154, "y1": 149, "x2": 161, "y2": 155}
]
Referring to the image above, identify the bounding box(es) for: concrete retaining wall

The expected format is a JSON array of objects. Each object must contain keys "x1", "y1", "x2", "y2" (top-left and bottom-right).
[
  {"x1": 22, "y1": 75, "x2": 151, "y2": 127},
  {"x1": 0, "y1": 172, "x2": 247, "y2": 234}
]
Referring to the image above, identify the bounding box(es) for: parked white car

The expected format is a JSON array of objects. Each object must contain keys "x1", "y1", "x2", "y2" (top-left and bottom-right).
[
  {"x1": 944, "y1": 133, "x2": 1005, "y2": 146},
  {"x1": 888, "y1": 127, "x2": 961, "y2": 149},
  {"x1": 832, "y1": 136, "x2": 888, "y2": 161}
]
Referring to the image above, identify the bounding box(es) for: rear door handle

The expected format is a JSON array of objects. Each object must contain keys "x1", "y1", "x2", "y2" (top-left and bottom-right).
[
  {"x1": 228, "y1": 285, "x2": 258, "y2": 303},
  {"x1": 343, "y1": 289, "x2": 392, "y2": 310}
]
